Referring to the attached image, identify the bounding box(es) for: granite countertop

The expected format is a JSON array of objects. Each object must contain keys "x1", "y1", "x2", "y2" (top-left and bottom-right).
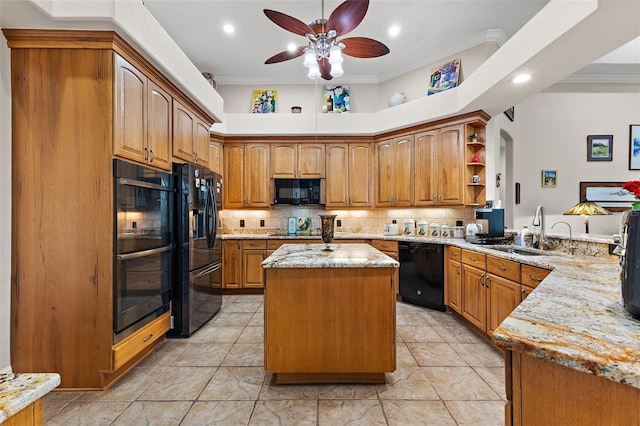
[
  {"x1": 261, "y1": 243, "x2": 400, "y2": 269},
  {"x1": 230, "y1": 231, "x2": 639, "y2": 389},
  {"x1": 0, "y1": 373, "x2": 60, "y2": 422}
]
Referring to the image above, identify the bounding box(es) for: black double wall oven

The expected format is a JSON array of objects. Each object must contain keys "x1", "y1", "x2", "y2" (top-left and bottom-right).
[{"x1": 114, "y1": 160, "x2": 174, "y2": 343}]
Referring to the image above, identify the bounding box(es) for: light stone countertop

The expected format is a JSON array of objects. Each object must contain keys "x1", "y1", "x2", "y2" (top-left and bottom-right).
[
  {"x1": 231, "y1": 232, "x2": 640, "y2": 390},
  {"x1": 261, "y1": 243, "x2": 399, "y2": 269},
  {"x1": 0, "y1": 373, "x2": 60, "y2": 422}
]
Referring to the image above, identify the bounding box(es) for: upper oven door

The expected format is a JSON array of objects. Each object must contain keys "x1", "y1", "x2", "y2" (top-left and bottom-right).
[{"x1": 115, "y1": 160, "x2": 174, "y2": 253}]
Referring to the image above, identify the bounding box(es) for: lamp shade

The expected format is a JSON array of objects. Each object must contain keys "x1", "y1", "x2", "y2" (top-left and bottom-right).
[{"x1": 563, "y1": 201, "x2": 610, "y2": 216}]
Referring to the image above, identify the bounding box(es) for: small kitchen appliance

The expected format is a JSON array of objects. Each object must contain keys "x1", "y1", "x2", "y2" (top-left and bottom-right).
[
  {"x1": 383, "y1": 223, "x2": 399, "y2": 236},
  {"x1": 467, "y1": 208, "x2": 510, "y2": 245}
]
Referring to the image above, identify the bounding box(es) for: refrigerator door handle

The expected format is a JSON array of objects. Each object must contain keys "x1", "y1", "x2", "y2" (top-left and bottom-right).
[{"x1": 194, "y1": 262, "x2": 222, "y2": 279}]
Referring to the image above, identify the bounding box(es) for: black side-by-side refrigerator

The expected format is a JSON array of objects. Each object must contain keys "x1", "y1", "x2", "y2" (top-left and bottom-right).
[{"x1": 168, "y1": 162, "x2": 223, "y2": 337}]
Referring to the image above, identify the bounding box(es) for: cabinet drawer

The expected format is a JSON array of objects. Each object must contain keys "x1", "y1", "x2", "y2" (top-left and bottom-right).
[
  {"x1": 521, "y1": 264, "x2": 551, "y2": 288},
  {"x1": 370, "y1": 239, "x2": 398, "y2": 253},
  {"x1": 461, "y1": 249, "x2": 486, "y2": 269},
  {"x1": 112, "y1": 311, "x2": 170, "y2": 371},
  {"x1": 242, "y1": 240, "x2": 267, "y2": 250},
  {"x1": 447, "y1": 246, "x2": 462, "y2": 261},
  {"x1": 487, "y1": 255, "x2": 520, "y2": 282}
]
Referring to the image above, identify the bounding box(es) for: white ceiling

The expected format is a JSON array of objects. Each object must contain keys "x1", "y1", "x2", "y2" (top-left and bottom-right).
[
  {"x1": 143, "y1": 0, "x2": 640, "y2": 86},
  {"x1": 143, "y1": 0, "x2": 552, "y2": 85}
]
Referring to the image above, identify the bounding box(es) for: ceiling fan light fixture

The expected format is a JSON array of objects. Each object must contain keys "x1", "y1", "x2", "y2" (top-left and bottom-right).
[
  {"x1": 303, "y1": 46, "x2": 318, "y2": 68},
  {"x1": 308, "y1": 63, "x2": 321, "y2": 79},
  {"x1": 330, "y1": 62, "x2": 344, "y2": 77},
  {"x1": 329, "y1": 45, "x2": 343, "y2": 64}
]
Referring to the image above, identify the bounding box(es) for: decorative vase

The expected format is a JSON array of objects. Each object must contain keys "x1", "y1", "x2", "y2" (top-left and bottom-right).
[
  {"x1": 632, "y1": 201, "x2": 640, "y2": 211},
  {"x1": 388, "y1": 92, "x2": 406, "y2": 107},
  {"x1": 319, "y1": 214, "x2": 337, "y2": 251}
]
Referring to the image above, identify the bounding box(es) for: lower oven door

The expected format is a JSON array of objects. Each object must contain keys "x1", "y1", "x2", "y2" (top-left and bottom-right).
[{"x1": 114, "y1": 245, "x2": 173, "y2": 340}]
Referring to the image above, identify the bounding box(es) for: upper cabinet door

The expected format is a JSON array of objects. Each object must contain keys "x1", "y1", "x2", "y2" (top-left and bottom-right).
[
  {"x1": 349, "y1": 143, "x2": 373, "y2": 208},
  {"x1": 245, "y1": 144, "x2": 270, "y2": 207},
  {"x1": 438, "y1": 125, "x2": 464, "y2": 205},
  {"x1": 194, "y1": 118, "x2": 211, "y2": 168},
  {"x1": 172, "y1": 100, "x2": 195, "y2": 163},
  {"x1": 414, "y1": 130, "x2": 438, "y2": 205},
  {"x1": 224, "y1": 144, "x2": 245, "y2": 209},
  {"x1": 325, "y1": 144, "x2": 349, "y2": 207},
  {"x1": 392, "y1": 135, "x2": 414, "y2": 206},
  {"x1": 270, "y1": 144, "x2": 297, "y2": 178},
  {"x1": 113, "y1": 55, "x2": 147, "y2": 164},
  {"x1": 147, "y1": 81, "x2": 172, "y2": 170},
  {"x1": 298, "y1": 144, "x2": 325, "y2": 178},
  {"x1": 374, "y1": 140, "x2": 394, "y2": 207}
]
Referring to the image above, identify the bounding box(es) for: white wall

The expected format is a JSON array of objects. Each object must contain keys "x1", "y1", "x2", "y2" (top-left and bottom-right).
[
  {"x1": 216, "y1": 43, "x2": 496, "y2": 114},
  {"x1": 510, "y1": 90, "x2": 640, "y2": 236},
  {"x1": 1, "y1": 30, "x2": 12, "y2": 372}
]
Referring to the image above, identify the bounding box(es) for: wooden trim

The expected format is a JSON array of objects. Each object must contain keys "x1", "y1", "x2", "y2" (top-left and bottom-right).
[
  {"x1": 2, "y1": 28, "x2": 214, "y2": 125},
  {"x1": 274, "y1": 372, "x2": 386, "y2": 385},
  {"x1": 223, "y1": 135, "x2": 376, "y2": 145},
  {"x1": 112, "y1": 311, "x2": 171, "y2": 371}
]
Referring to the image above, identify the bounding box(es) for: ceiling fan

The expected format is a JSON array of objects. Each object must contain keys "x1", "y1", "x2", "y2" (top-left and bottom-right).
[{"x1": 264, "y1": 0, "x2": 390, "y2": 80}]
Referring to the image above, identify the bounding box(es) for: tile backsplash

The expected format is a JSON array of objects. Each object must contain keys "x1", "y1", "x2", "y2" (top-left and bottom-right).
[{"x1": 220, "y1": 206, "x2": 476, "y2": 235}]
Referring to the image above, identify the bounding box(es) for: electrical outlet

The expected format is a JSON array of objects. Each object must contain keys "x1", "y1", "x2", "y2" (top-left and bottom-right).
[
  {"x1": 240, "y1": 219, "x2": 245, "y2": 227},
  {"x1": 260, "y1": 219, "x2": 265, "y2": 227},
  {"x1": 336, "y1": 219, "x2": 342, "y2": 227},
  {"x1": 392, "y1": 219, "x2": 397, "y2": 224}
]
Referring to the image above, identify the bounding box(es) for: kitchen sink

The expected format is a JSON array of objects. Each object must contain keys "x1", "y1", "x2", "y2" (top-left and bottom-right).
[{"x1": 488, "y1": 246, "x2": 549, "y2": 256}]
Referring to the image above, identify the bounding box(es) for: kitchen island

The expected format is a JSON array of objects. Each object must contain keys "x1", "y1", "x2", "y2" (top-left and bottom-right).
[{"x1": 261, "y1": 243, "x2": 399, "y2": 384}]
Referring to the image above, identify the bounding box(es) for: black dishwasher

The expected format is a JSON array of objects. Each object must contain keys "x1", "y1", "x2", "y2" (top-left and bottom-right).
[{"x1": 398, "y1": 242, "x2": 445, "y2": 311}]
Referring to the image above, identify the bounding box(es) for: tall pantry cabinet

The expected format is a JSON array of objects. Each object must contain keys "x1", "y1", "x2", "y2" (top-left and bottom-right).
[{"x1": 4, "y1": 29, "x2": 215, "y2": 389}]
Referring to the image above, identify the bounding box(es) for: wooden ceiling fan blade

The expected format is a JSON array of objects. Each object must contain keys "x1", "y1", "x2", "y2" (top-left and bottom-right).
[
  {"x1": 264, "y1": 9, "x2": 316, "y2": 37},
  {"x1": 327, "y1": 0, "x2": 369, "y2": 36},
  {"x1": 265, "y1": 46, "x2": 307, "y2": 64},
  {"x1": 341, "y1": 37, "x2": 390, "y2": 58},
  {"x1": 319, "y1": 58, "x2": 333, "y2": 80}
]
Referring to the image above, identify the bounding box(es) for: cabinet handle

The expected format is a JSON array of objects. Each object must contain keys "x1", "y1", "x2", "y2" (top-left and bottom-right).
[
  {"x1": 194, "y1": 151, "x2": 199, "y2": 162},
  {"x1": 149, "y1": 149, "x2": 155, "y2": 162},
  {"x1": 496, "y1": 264, "x2": 507, "y2": 271},
  {"x1": 144, "y1": 146, "x2": 149, "y2": 161},
  {"x1": 521, "y1": 289, "x2": 526, "y2": 294},
  {"x1": 529, "y1": 274, "x2": 544, "y2": 282},
  {"x1": 485, "y1": 275, "x2": 491, "y2": 288},
  {"x1": 480, "y1": 273, "x2": 485, "y2": 286},
  {"x1": 456, "y1": 265, "x2": 461, "y2": 275},
  {"x1": 143, "y1": 333, "x2": 153, "y2": 343},
  {"x1": 469, "y1": 256, "x2": 477, "y2": 262}
]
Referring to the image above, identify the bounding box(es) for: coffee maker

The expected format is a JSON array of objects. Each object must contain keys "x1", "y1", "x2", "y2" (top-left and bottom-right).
[
  {"x1": 619, "y1": 210, "x2": 640, "y2": 318},
  {"x1": 466, "y1": 208, "x2": 509, "y2": 244}
]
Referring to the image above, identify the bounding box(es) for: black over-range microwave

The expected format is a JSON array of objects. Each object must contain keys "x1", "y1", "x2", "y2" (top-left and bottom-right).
[{"x1": 274, "y1": 178, "x2": 322, "y2": 205}]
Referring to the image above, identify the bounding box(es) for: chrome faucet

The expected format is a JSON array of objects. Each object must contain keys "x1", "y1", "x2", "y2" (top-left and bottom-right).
[
  {"x1": 532, "y1": 205, "x2": 548, "y2": 249},
  {"x1": 551, "y1": 221, "x2": 576, "y2": 255}
]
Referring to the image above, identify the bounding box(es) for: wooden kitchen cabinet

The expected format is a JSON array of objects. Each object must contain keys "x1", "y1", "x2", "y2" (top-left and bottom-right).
[
  {"x1": 173, "y1": 99, "x2": 211, "y2": 167},
  {"x1": 445, "y1": 246, "x2": 462, "y2": 313},
  {"x1": 270, "y1": 143, "x2": 325, "y2": 178},
  {"x1": 5, "y1": 29, "x2": 215, "y2": 389},
  {"x1": 223, "y1": 240, "x2": 242, "y2": 288},
  {"x1": 414, "y1": 125, "x2": 464, "y2": 206},
  {"x1": 487, "y1": 274, "x2": 520, "y2": 334},
  {"x1": 113, "y1": 55, "x2": 172, "y2": 171},
  {"x1": 224, "y1": 143, "x2": 270, "y2": 208},
  {"x1": 242, "y1": 240, "x2": 267, "y2": 288},
  {"x1": 375, "y1": 135, "x2": 414, "y2": 207},
  {"x1": 461, "y1": 263, "x2": 487, "y2": 331},
  {"x1": 209, "y1": 137, "x2": 223, "y2": 175},
  {"x1": 326, "y1": 143, "x2": 373, "y2": 208},
  {"x1": 370, "y1": 239, "x2": 399, "y2": 298}
]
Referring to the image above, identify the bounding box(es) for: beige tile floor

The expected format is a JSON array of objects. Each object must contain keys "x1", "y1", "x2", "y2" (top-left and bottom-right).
[{"x1": 44, "y1": 295, "x2": 506, "y2": 425}]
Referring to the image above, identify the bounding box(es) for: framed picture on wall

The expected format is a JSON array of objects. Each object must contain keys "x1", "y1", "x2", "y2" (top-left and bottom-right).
[
  {"x1": 541, "y1": 170, "x2": 557, "y2": 188},
  {"x1": 579, "y1": 181, "x2": 635, "y2": 212},
  {"x1": 587, "y1": 135, "x2": 613, "y2": 161},
  {"x1": 629, "y1": 125, "x2": 640, "y2": 169},
  {"x1": 504, "y1": 107, "x2": 514, "y2": 121}
]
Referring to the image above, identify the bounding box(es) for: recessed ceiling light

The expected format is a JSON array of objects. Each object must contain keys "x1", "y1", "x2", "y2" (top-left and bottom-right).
[
  {"x1": 513, "y1": 74, "x2": 531, "y2": 84},
  {"x1": 223, "y1": 24, "x2": 235, "y2": 34},
  {"x1": 287, "y1": 43, "x2": 297, "y2": 52},
  {"x1": 388, "y1": 25, "x2": 400, "y2": 37}
]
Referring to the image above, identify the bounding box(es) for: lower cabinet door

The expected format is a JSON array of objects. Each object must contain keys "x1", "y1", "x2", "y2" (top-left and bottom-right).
[
  {"x1": 243, "y1": 249, "x2": 266, "y2": 288},
  {"x1": 487, "y1": 274, "x2": 520, "y2": 334},
  {"x1": 461, "y1": 264, "x2": 486, "y2": 331}
]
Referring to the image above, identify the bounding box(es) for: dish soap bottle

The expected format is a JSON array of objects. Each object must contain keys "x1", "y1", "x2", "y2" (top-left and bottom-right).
[{"x1": 521, "y1": 225, "x2": 533, "y2": 248}]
